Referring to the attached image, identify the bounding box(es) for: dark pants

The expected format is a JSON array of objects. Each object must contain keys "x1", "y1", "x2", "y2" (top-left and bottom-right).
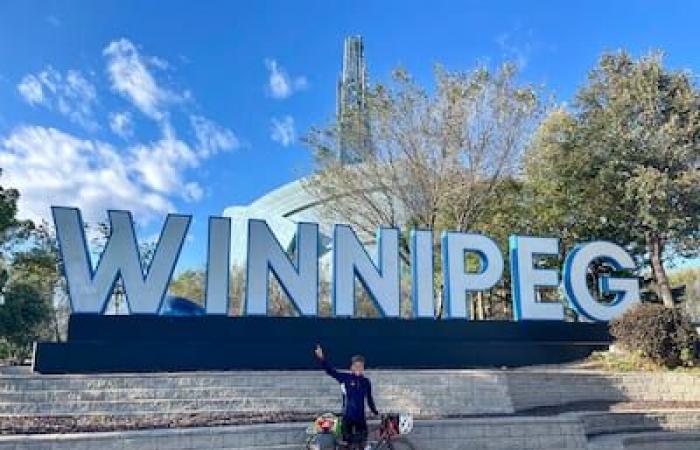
[{"x1": 342, "y1": 416, "x2": 368, "y2": 443}]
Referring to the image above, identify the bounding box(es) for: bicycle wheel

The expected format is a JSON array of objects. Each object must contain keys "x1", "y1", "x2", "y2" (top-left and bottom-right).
[{"x1": 373, "y1": 437, "x2": 416, "y2": 450}]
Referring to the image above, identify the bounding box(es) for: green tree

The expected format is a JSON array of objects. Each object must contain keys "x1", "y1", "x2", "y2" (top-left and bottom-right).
[
  {"x1": 168, "y1": 269, "x2": 206, "y2": 304},
  {"x1": 11, "y1": 249, "x2": 66, "y2": 341},
  {"x1": 668, "y1": 267, "x2": 700, "y2": 322},
  {"x1": 0, "y1": 282, "x2": 52, "y2": 361},
  {"x1": 576, "y1": 52, "x2": 700, "y2": 308},
  {"x1": 0, "y1": 169, "x2": 33, "y2": 294},
  {"x1": 525, "y1": 51, "x2": 700, "y2": 308},
  {"x1": 0, "y1": 170, "x2": 58, "y2": 358},
  {"x1": 169, "y1": 266, "x2": 302, "y2": 317},
  {"x1": 0, "y1": 169, "x2": 27, "y2": 242}
]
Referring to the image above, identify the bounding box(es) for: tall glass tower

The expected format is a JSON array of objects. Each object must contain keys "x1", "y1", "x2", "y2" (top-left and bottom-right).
[{"x1": 336, "y1": 36, "x2": 371, "y2": 164}]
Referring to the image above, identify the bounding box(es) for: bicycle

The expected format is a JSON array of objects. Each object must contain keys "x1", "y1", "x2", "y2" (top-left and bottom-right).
[{"x1": 306, "y1": 413, "x2": 415, "y2": 450}]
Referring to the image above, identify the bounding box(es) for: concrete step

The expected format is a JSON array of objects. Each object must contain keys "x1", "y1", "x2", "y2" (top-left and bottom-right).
[
  {"x1": 0, "y1": 417, "x2": 590, "y2": 450},
  {"x1": 579, "y1": 410, "x2": 700, "y2": 438},
  {"x1": 1, "y1": 410, "x2": 699, "y2": 449},
  {"x1": 586, "y1": 431, "x2": 700, "y2": 450}
]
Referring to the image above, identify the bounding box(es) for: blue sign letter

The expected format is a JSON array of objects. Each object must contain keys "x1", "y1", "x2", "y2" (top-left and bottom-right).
[{"x1": 563, "y1": 241, "x2": 640, "y2": 321}]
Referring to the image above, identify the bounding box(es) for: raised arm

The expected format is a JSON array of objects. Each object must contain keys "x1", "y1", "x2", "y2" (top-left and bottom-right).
[
  {"x1": 366, "y1": 379, "x2": 379, "y2": 416},
  {"x1": 315, "y1": 344, "x2": 344, "y2": 383}
]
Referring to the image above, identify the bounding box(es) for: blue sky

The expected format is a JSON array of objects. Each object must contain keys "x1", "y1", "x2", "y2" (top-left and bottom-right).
[{"x1": 1, "y1": 1, "x2": 699, "y2": 271}]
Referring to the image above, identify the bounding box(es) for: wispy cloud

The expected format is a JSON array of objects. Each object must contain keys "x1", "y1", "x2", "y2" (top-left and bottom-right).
[
  {"x1": 103, "y1": 38, "x2": 182, "y2": 121},
  {"x1": 17, "y1": 74, "x2": 44, "y2": 104},
  {"x1": 190, "y1": 115, "x2": 240, "y2": 157},
  {"x1": 17, "y1": 68, "x2": 99, "y2": 131},
  {"x1": 0, "y1": 126, "x2": 173, "y2": 224},
  {"x1": 270, "y1": 115, "x2": 295, "y2": 147},
  {"x1": 4, "y1": 38, "x2": 240, "y2": 225},
  {"x1": 264, "y1": 59, "x2": 308, "y2": 99},
  {"x1": 495, "y1": 27, "x2": 534, "y2": 69},
  {"x1": 109, "y1": 111, "x2": 134, "y2": 139}
]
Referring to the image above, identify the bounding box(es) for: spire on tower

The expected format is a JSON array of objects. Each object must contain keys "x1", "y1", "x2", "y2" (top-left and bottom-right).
[{"x1": 336, "y1": 36, "x2": 370, "y2": 164}]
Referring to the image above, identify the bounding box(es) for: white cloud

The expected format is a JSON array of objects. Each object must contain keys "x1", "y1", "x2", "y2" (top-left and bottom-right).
[
  {"x1": 17, "y1": 68, "x2": 98, "y2": 130},
  {"x1": 264, "y1": 59, "x2": 308, "y2": 99},
  {"x1": 495, "y1": 27, "x2": 534, "y2": 69},
  {"x1": 270, "y1": 115, "x2": 295, "y2": 147},
  {"x1": 183, "y1": 182, "x2": 204, "y2": 202},
  {"x1": 129, "y1": 124, "x2": 199, "y2": 196},
  {"x1": 103, "y1": 38, "x2": 179, "y2": 121},
  {"x1": 0, "y1": 126, "x2": 173, "y2": 224},
  {"x1": 190, "y1": 115, "x2": 239, "y2": 157},
  {"x1": 17, "y1": 75, "x2": 44, "y2": 104},
  {"x1": 109, "y1": 111, "x2": 133, "y2": 138},
  {"x1": 0, "y1": 122, "x2": 228, "y2": 224},
  {"x1": 3, "y1": 38, "x2": 241, "y2": 225}
]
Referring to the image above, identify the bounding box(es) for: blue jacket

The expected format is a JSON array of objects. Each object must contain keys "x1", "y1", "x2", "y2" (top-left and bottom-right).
[{"x1": 319, "y1": 357, "x2": 378, "y2": 421}]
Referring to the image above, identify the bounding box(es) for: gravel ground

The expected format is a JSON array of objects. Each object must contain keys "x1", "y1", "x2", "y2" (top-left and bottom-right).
[{"x1": 0, "y1": 412, "x2": 319, "y2": 435}]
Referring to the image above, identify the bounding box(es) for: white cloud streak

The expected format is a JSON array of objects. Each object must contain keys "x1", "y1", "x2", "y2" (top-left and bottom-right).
[
  {"x1": 264, "y1": 59, "x2": 308, "y2": 99},
  {"x1": 270, "y1": 115, "x2": 295, "y2": 147},
  {"x1": 17, "y1": 68, "x2": 99, "y2": 131},
  {"x1": 495, "y1": 27, "x2": 534, "y2": 70},
  {"x1": 103, "y1": 38, "x2": 179, "y2": 121},
  {"x1": 190, "y1": 115, "x2": 240, "y2": 157},
  {"x1": 109, "y1": 111, "x2": 134, "y2": 139}
]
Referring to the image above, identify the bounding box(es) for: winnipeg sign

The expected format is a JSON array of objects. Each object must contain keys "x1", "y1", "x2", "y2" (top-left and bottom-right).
[{"x1": 52, "y1": 207, "x2": 640, "y2": 323}]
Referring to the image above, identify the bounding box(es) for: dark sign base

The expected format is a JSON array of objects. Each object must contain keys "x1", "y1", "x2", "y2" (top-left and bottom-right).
[{"x1": 33, "y1": 315, "x2": 611, "y2": 374}]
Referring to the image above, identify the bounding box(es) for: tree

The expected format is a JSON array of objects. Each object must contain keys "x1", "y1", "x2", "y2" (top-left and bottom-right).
[
  {"x1": 0, "y1": 168, "x2": 33, "y2": 295},
  {"x1": 90, "y1": 221, "x2": 157, "y2": 314},
  {"x1": 0, "y1": 169, "x2": 28, "y2": 243},
  {"x1": 10, "y1": 224, "x2": 68, "y2": 342},
  {"x1": 526, "y1": 51, "x2": 700, "y2": 308},
  {"x1": 168, "y1": 269, "x2": 206, "y2": 304},
  {"x1": 305, "y1": 63, "x2": 543, "y2": 316},
  {"x1": 0, "y1": 170, "x2": 58, "y2": 358},
  {"x1": 668, "y1": 267, "x2": 700, "y2": 322},
  {"x1": 0, "y1": 282, "x2": 52, "y2": 361},
  {"x1": 229, "y1": 264, "x2": 299, "y2": 317},
  {"x1": 168, "y1": 265, "x2": 306, "y2": 317}
]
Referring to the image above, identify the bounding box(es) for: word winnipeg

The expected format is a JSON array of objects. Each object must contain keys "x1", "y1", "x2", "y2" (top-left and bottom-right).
[{"x1": 52, "y1": 207, "x2": 640, "y2": 322}]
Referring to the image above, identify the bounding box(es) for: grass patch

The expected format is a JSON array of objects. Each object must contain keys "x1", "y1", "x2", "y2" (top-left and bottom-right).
[{"x1": 584, "y1": 349, "x2": 700, "y2": 375}]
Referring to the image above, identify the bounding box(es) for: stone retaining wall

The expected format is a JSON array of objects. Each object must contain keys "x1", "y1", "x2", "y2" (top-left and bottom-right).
[
  {"x1": 0, "y1": 370, "x2": 514, "y2": 416},
  {"x1": 2, "y1": 370, "x2": 700, "y2": 449},
  {"x1": 2, "y1": 370, "x2": 698, "y2": 417},
  {"x1": 506, "y1": 371, "x2": 700, "y2": 412}
]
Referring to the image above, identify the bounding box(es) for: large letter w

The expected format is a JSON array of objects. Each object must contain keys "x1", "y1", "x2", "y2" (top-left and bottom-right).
[{"x1": 52, "y1": 207, "x2": 190, "y2": 314}]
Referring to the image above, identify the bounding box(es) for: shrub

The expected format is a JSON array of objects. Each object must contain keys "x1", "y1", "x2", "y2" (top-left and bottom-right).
[{"x1": 610, "y1": 303, "x2": 697, "y2": 367}]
